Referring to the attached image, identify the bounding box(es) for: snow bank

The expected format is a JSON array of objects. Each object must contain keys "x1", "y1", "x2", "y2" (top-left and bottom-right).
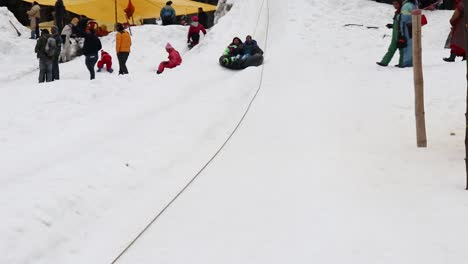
[
  {"x1": 0, "y1": 7, "x2": 37, "y2": 81},
  {"x1": 0, "y1": 1, "x2": 267, "y2": 263}
]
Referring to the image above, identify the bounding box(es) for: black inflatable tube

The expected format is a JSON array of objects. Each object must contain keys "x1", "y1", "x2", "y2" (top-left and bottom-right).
[{"x1": 219, "y1": 54, "x2": 264, "y2": 70}]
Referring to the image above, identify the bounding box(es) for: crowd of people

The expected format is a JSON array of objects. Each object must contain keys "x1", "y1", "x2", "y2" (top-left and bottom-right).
[
  {"x1": 28, "y1": 0, "x2": 264, "y2": 83},
  {"x1": 377, "y1": 0, "x2": 465, "y2": 68}
]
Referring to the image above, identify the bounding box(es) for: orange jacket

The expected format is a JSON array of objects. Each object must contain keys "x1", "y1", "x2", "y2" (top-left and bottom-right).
[{"x1": 116, "y1": 31, "x2": 131, "y2": 53}]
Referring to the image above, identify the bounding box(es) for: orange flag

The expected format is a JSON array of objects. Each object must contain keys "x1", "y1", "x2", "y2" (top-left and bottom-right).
[{"x1": 124, "y1": 0, "x2": 135, "y2": 18}]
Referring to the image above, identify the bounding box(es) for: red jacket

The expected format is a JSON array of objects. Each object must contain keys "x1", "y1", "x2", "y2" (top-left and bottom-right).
[
  {"x1": 188, "y1": 22, "x2": 206, "y2": 39},
  {"x1": 168, "y1": 49, "x2": 182, "y2": 65},
  {"x1": 100, "y1": 51, "x2": 112, "y2": 63}
]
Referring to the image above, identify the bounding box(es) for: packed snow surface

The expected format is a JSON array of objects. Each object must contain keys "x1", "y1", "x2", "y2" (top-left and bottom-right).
[{"x1": 1, "y1": 0, "x2": 468, "y2": 263}]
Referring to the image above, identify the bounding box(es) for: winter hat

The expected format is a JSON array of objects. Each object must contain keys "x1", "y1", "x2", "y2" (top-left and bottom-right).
[
  {"x1": 116, "y1": 23, "x2": 124, "y2": 32},
  {"x1": 166, "y1": 1, "x2": 173, "y2": 5},
  {"x1": 192, "y1": 16, "x2": 199, "y2": 22},
  {"x1": 71, "y1": 17, "x2": 79, "y2": 25},
  {"x1": 165, "y1": 42, "x2": 174, "y2": 50}
]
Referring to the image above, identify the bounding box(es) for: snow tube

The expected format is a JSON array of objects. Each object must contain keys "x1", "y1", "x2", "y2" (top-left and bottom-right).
[{"x1": 219, "y1": 54, "x2": 264, "y2": 70}]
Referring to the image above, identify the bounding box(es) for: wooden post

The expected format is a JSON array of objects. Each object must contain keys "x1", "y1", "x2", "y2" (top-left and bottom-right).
[
  {"x1": 115, "y1": 0, "x2": 118, "y2": 26},
  {"x1": 464, "y1": 0, "x2": 468, "y2": 189},
  {"x1": 412, "y1": 10, "x2": 427, "y2": 148}
]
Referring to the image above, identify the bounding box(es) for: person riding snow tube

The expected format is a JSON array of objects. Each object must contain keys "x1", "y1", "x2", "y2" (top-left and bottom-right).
[{"x1": 219, "y1": 36, "x2": 264, "y2": 69}]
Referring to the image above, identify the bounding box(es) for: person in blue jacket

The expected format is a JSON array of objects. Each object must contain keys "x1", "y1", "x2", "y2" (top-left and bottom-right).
[
  {"x1": 160, "y1": 1, "x2": 176, "y2": 26},
  {"x1": 241, "y1": 35, "x2": 263, "y2": 60},
  {"x1": 398, "y1": 0, "x2": 416, "y2": 67}
]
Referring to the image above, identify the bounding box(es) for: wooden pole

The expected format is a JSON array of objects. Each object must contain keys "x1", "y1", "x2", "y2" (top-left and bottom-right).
[
  {"x1": 115, "y1": 0, "x2": 118, "y2": 26},
  {"x1": 412, "y1": 10, "x2": 427, "y2": 148},
  {"x1": 463, "y1": 0, "x2": 468, "y2": 189}
]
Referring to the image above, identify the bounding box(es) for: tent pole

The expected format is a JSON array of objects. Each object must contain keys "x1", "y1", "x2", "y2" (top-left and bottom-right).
[{"x1": 115, "y1": 0, "x2": 118, "y2": 27}]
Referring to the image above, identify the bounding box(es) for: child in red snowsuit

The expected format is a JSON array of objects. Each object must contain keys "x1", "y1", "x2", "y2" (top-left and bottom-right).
[
  {"x1": 187, "y1": 16, "x2": 207, "y2": 48},
  {"x1": 157, "y1": 43, "x2": 182, "y2": 74},
  {"x1": 97, "y1": 50, "x2": 113, "y2": 73}
]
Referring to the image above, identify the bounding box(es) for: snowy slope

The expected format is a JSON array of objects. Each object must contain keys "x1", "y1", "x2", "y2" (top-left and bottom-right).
[
  {"x1": 0, "y1": 2, "x2": 267, "y2": 264},
  {"x1": 2, "y1": 0, "x2": 468, "y2": 263},
  {"x1": 115, "y1": 1, "x2": 468, "y2": 264}
]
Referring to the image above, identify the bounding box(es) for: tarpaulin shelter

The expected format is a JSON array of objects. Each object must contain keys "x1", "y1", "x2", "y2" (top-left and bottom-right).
[{"x1": 22, "y1": 0, "x2": 216, "y2": 28}]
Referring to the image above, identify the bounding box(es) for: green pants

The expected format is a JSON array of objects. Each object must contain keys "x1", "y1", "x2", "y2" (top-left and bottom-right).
[{"x1": 380, "y1": 24, "x2": 403, "y2": 66}]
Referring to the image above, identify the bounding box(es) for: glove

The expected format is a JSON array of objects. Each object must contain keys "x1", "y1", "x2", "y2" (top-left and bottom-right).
[{"x1": 386, "y1": 23, "x2": 393, "y2": 29}]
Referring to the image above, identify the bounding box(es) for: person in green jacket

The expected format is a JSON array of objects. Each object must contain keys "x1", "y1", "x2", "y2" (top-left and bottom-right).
[{"x1": 377, "y1": 0, "x2": 403, "y2": 67}]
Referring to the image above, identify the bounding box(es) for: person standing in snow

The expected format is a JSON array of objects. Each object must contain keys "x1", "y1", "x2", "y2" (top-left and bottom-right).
[
  {"x1": 35, "y1": 29, "x2": 53, "y2": 83},
  {"x1": 398, "y1": 0, "x2": 416, "y2": 67},
  {"x1": 157, "y1": 43, "x2": 182, "y2": 74},
  {"x1": 241, "y1": 35, "x2": 263, "y2": 60},
  {"x1": 54, "y1": 0, "x2": 66, "y2": 33},
  {"x1": 27, "y1": 1, "x2": 41, "y2": 39},
  {"x1": 187, "y1": 16, "x2": 207, "y2": 48},
  {"x1": 443, "y1": 0, "x2": 465, "y2": 62},
  {"x1": 97, "y1": 50, "x2": 113, "y2": 73},
  {"x1": 377, "y1": 0, "x2": 403, "y2": 67},
  {"x1": 160, "y1": 1, "x2": 176, "y2": 26},
  {"x1": 82, "y1": 29, "x2": 102, "y2": 80},
  {"x1": 198, "y1": 7, "x2": 209, "y2": 28},
  {"x1": 115, "y1": 23, "x2": 132, "y2": 75},
  {"x1": 51, "y1": 26, "x2": 62, "y2": 80},
  {"x1": 60, "y1": 18, "x2": 78, "y2": 62}
]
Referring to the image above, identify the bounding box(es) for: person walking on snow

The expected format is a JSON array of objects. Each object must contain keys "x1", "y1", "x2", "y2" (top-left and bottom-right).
[
  {"x1": 97, "y1": 50, "x2": 113, "y2": 73},
  {"x1": 60, "y1": 18, "x2": 78, "y2": 62},
  {"x1": 51, "y1": 26, "x2": 62, "y2": 80},
  {"x1": 27, "y1": 1, "x2": 41, "y2": 39},
  {"x1": 187, "y1": 16, "x2": 207, "y2": 48},
  {"x1": 398, "y1": 0, "x2": 416, "y2": 67},
  {"x1": 157, "y1": 43, "x2": 182, "y2": 74},
  {"x1": 116, "y1": 23, "x2": 132, "y2": 75},
  {"x1": 377, "y1": 0, "x2": 403, "y2": 67},
  {"x1": 241, "y1": 35, "x2": 263, "y2": 60},
  {"x1": 443, "y1": 0, "x2": 465, "y2": 62},
  {"x1": 160, "y1": 1, "x2": 176, "y2": 26},
  {"x1": 35, "y1": 29, "x2": 53, "y2": 83},
  {"x1": 82, "y1": 29, "x2": 102, "y2": 80}
]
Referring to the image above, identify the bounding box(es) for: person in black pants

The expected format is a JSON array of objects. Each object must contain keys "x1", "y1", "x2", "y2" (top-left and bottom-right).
[{"x1": 82, "y1": 29, "x2": 102, "y2": 80}]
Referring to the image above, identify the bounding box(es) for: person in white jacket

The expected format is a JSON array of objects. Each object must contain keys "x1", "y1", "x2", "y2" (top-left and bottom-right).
[
  {"x1": 26, "y1": 1, "x2": 41, "y2": 39},
  {"x1": 60, "y1": 17, "x2": 78, "y2": 62}
]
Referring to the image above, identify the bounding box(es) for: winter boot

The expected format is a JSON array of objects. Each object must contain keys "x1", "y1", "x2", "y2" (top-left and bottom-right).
[
  {"x1": 376, "y1": 62, "x2": 387, "y2": 67},
  {"x1": 97, "y1": 67, "x2": 102, "y2": 72},
  {"x1": 156, "y1": 70, "x2": 162, "y2": 74},
  {"x1": 107, "y1": 68, "x2": 113, "y2": 73},
  {"x1": 443, "y1": 53, "x2": 456, "y2": 62}
]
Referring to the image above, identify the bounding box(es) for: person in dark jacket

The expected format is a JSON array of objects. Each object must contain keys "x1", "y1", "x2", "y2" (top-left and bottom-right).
[
  {"x1": 50, "y1": 26, "x2": 62, "y2": 80},
  {"x1": 160, "y1": 1, "x2": 176, "y2": 26},
  {"x1": 35, "y1": 29, "x2": 53, "y2": 83},
  {"x1": 198, "y1": 7, "x2": 209, "y2": 28},
  {"x1": 54, "y1": 0, "x2": 66, "y2": 33},
  {"x1": 76, "y1": 15, "x2": 89, "y2": 37},
  {"x1": 115, "y1": 23, "x2": 132, "y2": 75},
  {"x1": 241, "y1": 35, "x2": 263, "y2": 60},
  {"x1": 82, "y1": 29, "x2": 102, "y2": 80}
]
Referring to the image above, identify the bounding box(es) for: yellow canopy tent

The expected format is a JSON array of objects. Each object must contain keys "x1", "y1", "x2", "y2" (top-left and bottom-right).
[{"x1": 23, "y1": 0, "x2": 216, "y2": 28}]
